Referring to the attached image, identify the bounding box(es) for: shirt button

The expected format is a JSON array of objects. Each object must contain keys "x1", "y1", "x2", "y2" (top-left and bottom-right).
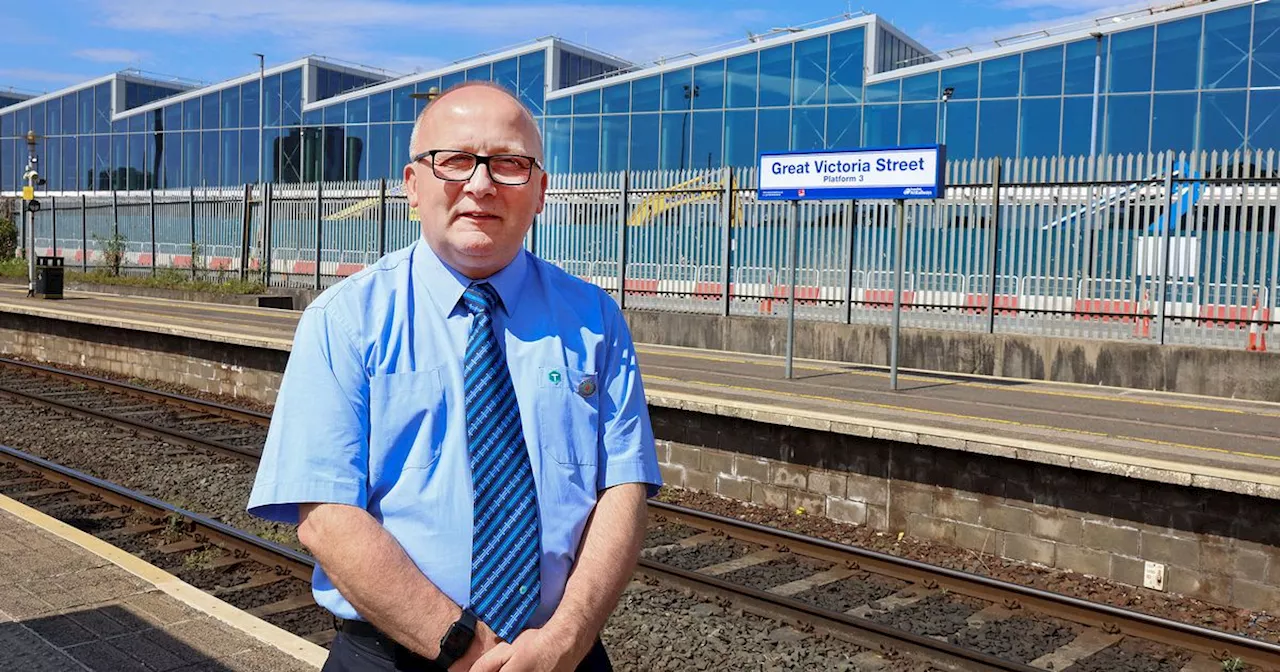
[{"x1": 519, "y1": 585, "x2": 527, "y2": 595}]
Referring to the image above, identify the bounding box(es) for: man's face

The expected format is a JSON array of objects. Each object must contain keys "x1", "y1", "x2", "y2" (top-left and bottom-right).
[{"x1": 404, "y1": 87, "x2": 548, "y2": 279}]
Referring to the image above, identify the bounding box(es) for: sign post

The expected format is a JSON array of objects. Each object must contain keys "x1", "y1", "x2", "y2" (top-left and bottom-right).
[{"x1": 758, "y1": 145, "x2": 945, "y2": 383}]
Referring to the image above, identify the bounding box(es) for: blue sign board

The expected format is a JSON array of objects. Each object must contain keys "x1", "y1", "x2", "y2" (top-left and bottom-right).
[{"x1": 757, "y1": 145, "x2": 946, "y2": 201}]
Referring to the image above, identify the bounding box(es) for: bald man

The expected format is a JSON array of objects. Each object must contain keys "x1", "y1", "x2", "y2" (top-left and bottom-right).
[{"x1": 249, "y1": 82, "x2": 661, "y2": 672}]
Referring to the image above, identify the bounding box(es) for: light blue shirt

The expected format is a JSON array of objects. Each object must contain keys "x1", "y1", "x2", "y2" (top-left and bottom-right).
[{"x1": 247, "y1": 239, "x2": 662, "y2": 628}]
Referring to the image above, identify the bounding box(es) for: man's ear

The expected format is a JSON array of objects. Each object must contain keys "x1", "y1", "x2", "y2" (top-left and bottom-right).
[{"x1": 404, "y1": 163, "x2": 418, "y2": 207}]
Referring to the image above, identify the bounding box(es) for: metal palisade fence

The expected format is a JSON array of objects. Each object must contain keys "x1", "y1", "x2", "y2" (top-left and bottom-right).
[{"x1": 13, "y1": 149, "x2": 1279, "y2": 351}]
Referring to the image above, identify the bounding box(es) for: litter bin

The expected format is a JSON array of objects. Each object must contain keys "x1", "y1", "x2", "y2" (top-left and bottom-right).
[{"x1": 34, "y1": 256, "x2": 64, "y2": 299}]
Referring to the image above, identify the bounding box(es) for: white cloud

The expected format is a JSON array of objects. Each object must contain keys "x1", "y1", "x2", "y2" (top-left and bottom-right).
[
  {"x1": 73, "y1": 48, "x2": 147, "y2": 63},
  {"x1": 0, "y1": 68, "x2": 91, "y2": 86},
  {"x1": 997, "y1": 0, "x2": 1153, "y2": 11},
  {"x1": 911, "y1": 3, "x2": 1142, "y2": 54}
]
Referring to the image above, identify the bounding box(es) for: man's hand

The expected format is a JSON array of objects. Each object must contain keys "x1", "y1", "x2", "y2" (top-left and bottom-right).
[
  {"x1": 468, "y1": 628, "x2": 576, "y2": 672},
  {"x1": 448, "y1": 620, "x2": 503, "y2": 672}
]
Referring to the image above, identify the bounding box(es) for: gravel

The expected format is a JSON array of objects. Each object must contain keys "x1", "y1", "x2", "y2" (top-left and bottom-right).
[
  {"x1": 718, "y1": 555, "x2": 833, "y2": 590},
  {"x1": 601, "y1": 582, "x2": 943, "y2": 672},
  {"x1": 794, "y1": 574, "x2": 907, "y2": 613},
  {"x1": 1062, "y1": 640, "x2": 1192, "y2": 672},
  {"x1": 867, "y1": 593, "x2": 985, "y2": 638},
  {"x1": 950, "y1": 616, "x2": 1077, "y2": 664},
  {"x1": 648, "y1": 539, "x2": 760, "y2": 572},
  {"x1": 644, "y1": 521, "x2": 703, "y2": 547}
]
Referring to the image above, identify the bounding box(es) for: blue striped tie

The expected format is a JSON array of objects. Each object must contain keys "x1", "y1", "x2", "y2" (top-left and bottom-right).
[{"x1": 461, "y1": 282, "x2": 541, "y2": 642}]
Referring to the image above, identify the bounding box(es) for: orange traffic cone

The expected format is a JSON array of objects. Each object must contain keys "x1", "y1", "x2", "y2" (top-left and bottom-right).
[
  {"x1": 1248, "y1": 293, "x2": 1268, "y2": 352},
  {"x1": 1135, "y1": 289, "x2": 1152, "y2": 338}
]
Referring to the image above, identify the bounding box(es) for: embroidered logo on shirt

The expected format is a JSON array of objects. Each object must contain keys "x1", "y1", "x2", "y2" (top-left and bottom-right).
[
  {"x1": 548, "y1": 370, "x2": 562, "y2": 385},
  {"x1": 577, "y1": 376, "x2": 597, "y2": 397}
]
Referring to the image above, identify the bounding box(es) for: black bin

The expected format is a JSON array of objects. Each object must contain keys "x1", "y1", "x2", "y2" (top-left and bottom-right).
[{"x1": 34, "y1": 256, "x2": 64, "y2": 300}]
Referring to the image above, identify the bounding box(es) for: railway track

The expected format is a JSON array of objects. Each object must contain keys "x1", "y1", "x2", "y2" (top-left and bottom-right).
[{"x1": 2, "y1": 358, "x2": 1278, "y2": 670}]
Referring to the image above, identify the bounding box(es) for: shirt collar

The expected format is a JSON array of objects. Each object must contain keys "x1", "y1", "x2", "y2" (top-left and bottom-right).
[{"x1": 412, "y1": 238, "x2": 528, "y2": 317}]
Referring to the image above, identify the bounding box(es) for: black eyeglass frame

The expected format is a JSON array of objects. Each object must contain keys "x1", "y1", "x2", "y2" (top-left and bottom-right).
[{"x1": 410, "y1": 149, "x2": 544, "y2": 185}]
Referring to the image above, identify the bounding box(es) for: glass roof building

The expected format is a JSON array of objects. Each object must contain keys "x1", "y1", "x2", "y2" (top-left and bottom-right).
[{"x1": 2, "y1": 0, "x2": 1278, "y2": 192}]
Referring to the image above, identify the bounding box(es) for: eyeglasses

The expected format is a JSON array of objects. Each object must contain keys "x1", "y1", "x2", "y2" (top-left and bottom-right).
[{"x1": 411, "y1": 149, "x2": 542, "y2": 186}]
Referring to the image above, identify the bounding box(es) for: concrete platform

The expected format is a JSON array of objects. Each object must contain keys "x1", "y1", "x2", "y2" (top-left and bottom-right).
[
  {"x1": 0, "y1": 492, "x2": 324, "y2": 671},
  {"x1": 1, "y1": 284, "x2": 1278, "y2": 499}
]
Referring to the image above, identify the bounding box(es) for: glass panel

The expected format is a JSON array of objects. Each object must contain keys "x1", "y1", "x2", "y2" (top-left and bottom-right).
[
  {"x1": 631, "y1": 75, "x2": 660, "y2": 112},
  {"x1": 662, "y1": 69, "x2": 693, "y2": 111},
  {"x1": 11, "y1": 107, "x2": 27, "y2": 139},
  {"x1": 573, "y1": 90, "x2": 601, "y2": 115},
  {"x1": 109, "y1": 134, "x2": 125, "y2": 190},
  {"x1": 81, "y1": 135, "x2": 96, "y2": 189},
  {"x1": 344, "y1": 124, "x2": 368, "y2": 180},
  {"x1": 264, "y1": 73, "x2": 282, "y2": 127},
  {"x1": 561, "y1": 115, "x2": 598, "y2": 175},
  {"x1": 221, "y1": 130, "x2": 239, "y2": 185},
  {"x1": 602, "y1": 115, "x2": 628, "y2": 172},
  {"x1": 902, "y1": 73, "x2": 939, "y2": 102},
  {"x1": 494, "y1": 58, "x2": 519, "y2": 94},
  {"x1": 518, "y1": 51, "x2": 545, "y2": 114},
  {"x1": 629, "y1": 113, "x2": 658, "y2": 171},
  {"x1": 79, "y1": 89, "x2": 95, "y2": 136},
  {"x1": 367, "y1": 91, "x2": 391, "y2": 124},
  {"x1": 826, "y1": 105, "x2": 861, "y2": 149},
  {"x1": 980, "y1": 55, "x2": 1020, "y2": 98},
  {"x1": 304, "y1": 109, "x2": 322, "y2": 126},
  {"x1": 1205, "y1": 6, "x2": 1252, "y2": 89},
  {"x1": 1108, "y1": 26, "x2": 1154, "y2": 93},
  {"x1": 863, "y1": 105, "x2": 899, "y2": 147},
  {"x1": 365, "y1": 123, "x2": 390, "y2": 180},
  {"x1": 441, "y1": 71, "x2": 465, "y2": 90},
  {"x1": 726, "y1": 53, "x2": 758, "y2": 109},
  {"x1": 1151, "y1": 93, "x2": 1197, "y2": 154},
  {"x1": 46, "y1": 98, "x2": 61, "y2": 135},
  {"x1": 346, "y1": 96, "x2": 369, "y2": 124},
  {"x1": 866, "y1": 80, "x2": 900, "y2": 103},
  {"x1": 758, "y1": 108, "x2": 789, "y2": 152},
  {"x1": 241, "y1": 129, "x2": 259, "y2": 183},
  {"x1": 201, "y1": 130, "x2": 218, "y2": 186},
  {"x1": 691, "y1": 111, "x2": 723, "y2": 169},
  {"x1": 1199, "y1": 90, "x2": 1246, "y2": 152},
  {"x1": 940, "y1": 63, "x2": 979, "y2": 100},
  {"x1": 941, "y1": 100, "x2": 976, "y2": 159},
  {"x1": 0, "y1": 112, "x2": 10, "y2": 138},
  {"x1": 62, "y1": 136, "x2": 77, "y2": 190},
  {"x1": 1019, "y1": 97, "x2": 1060, "y2": 158},
  {"x1": 42, "y1": 137, "x2": 58, "y2": 191},
  {"x1": 602, "y1": 83, "x2": 630, "y2": 114},
  {"x1": 240, "y1": 81, "x2": 260, "y2": 129},
  {"x1": 1021, "y1": 46, "x2": 1063, "y2": 97},
  {"x1": 828, "y1": 27, "x2": 864, "y2": 104},
  {"x1": 900, "y1": 102, "x2": 937, "y2": 145},
  {"x1": 1105, "y1": 95, "x2": 1151, "y2": 155},
  {"x1": 391, "y1": 123, "x2": 413, "y2": 170},
  {"x1": 160, "y1": 134, "x2": 179, "y2": 188},
  {"x1": 792, "y1": 36, "x2": 828, "y2": 106},
  {"x1": 282, "y1": 69, "x2": 302, "y2": 126},
  {"x1": 392, "y1": 86, "x2": 415, "y2": 122},
  {"x1": 694, "y1": 60, "x2": 725, "y2": 109},
  {"x1": 758, "y1": 44, "x2": 792, "y2": 107},
  {"x1": 1154, "y1": 17, "x2": 1201, "y2": 91},
  {"x1": 545, "y1": 97, "x2": 572, "y2": 116},
  {"x1": 61, "y1": 95, "x2": 77, "y2": 135},
  {"x1": 127, "y1": 134, "x2": 145, "y2": 189},
  {"x1": 1064, "y1": 37, "x2": 1106, "y2": 95},
  {"x1": 220, "y1": 86, "x2": 241, "y2": 128},
  {"x1": 659, "y1": 112, "x2": 686, "y2": 170},
  {"x1": 466, "y1": 64, "x2": 492, "y2": 81},
  {"x1": 322, "y1": 127, "x2": 344, "y2": 182},
  {"x1": 127, "y1": 113, "x2": 144, "y2": 133},
  {"x1": 1060, "y1": 97, "x2": 1095, "y2": 157},
  {"x1": 545, "y1": 117, "x2": 570, "y2": 174},
  {"x1": 1248, "y1": 90, "x2": 1280, "y2": 152},
  {"x1": 324, "y1": 103, "x2": 345, "y2": 125},
  {"x1": 977, "y1": 99, "x2": 1018, "y2": 158},
  {"x1": 112, "y1": 117, "x2": 126, "y2": 135},
  {"x1": 95, "y1": 83, "x2": 111, "y2": 133},
  {"x1": 183, "y1": 98, "x2": 200, "y2": 131},
  {"x1": 791, "y1": 107, "x2": 823, "y2": 151},
  {"x1": 724, "y1": 109, "x2": 756, "y2": 166},
  {"x1": 260, "y1": 128, "x2": 278, "y2": 184}
]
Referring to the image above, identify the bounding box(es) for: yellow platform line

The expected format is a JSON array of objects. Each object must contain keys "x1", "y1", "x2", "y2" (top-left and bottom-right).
[
  {"x1": 644, "y1": 373, "x2": 1280, "y2": 466},
  {"x1": 0, "y1": 493, "x2": 325, "y2": 669}
]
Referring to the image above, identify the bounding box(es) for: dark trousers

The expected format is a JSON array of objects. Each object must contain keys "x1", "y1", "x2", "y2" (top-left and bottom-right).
[{"x1": 321, "y1": 626, "x2": 613, "y2": 672}]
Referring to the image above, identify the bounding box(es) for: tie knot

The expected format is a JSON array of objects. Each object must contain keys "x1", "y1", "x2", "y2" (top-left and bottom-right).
[{"x1": 462, "y1": 282, "x2": 500, "y2": 316}]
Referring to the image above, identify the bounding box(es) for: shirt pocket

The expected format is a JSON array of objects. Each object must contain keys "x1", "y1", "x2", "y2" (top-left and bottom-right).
[
  {"x1": 368, "y1": 368, "x2": 446, "y2": 477},
  {"x1": 535, "y1": 365, "x2": 600, "y2": 466}
]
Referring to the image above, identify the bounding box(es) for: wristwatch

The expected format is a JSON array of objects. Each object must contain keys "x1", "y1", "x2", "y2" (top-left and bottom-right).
[{"x1": 433, "y1": 608, "x2": 478, "y2": 669}]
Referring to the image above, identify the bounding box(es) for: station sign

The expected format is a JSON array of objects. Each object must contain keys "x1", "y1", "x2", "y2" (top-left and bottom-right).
[{"x1": 757, "y1": 145, "x2": 946, "y2": 201}]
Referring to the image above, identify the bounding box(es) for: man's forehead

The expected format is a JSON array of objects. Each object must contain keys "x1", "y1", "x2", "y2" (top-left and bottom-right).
[{"x1": 418, "y1": 97, "x2": 542, "y2": 153}]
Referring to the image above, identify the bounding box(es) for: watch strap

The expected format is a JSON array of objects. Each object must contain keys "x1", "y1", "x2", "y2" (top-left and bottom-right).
[{"x1": 433, "y1": 609, "x2": 478, "y2": 669}]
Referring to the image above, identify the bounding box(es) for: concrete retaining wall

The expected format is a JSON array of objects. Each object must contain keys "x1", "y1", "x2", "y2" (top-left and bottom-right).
[{"x1": 623, "y1": 310, "x2": 1280, "y2": 402}]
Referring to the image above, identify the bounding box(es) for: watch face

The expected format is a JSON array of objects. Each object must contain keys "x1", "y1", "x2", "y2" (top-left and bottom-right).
[{"x1": 442, "y1": 625, "x2": 471, "y2": 654}]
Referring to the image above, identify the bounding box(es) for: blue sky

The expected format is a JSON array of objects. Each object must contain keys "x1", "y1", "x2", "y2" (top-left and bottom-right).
[{"x1": 3, "y1": 0, "x2": 1139, "y2": 95}]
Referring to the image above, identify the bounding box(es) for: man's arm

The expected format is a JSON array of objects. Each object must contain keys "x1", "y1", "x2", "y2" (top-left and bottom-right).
[
  {"x1": 298, "y1": 502, "x2": 500, "y2": 667},
  {"x1": 472, "y1": 482, "x2": 647, "y2": 671}
]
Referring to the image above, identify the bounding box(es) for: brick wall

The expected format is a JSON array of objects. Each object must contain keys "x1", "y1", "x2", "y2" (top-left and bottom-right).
[
  {"x1": 0, "y1": 315, "x2": 286, "y2": 404},
  {"x1": 653, "y1": 407, "x2": 1280, "y2": 611}
]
